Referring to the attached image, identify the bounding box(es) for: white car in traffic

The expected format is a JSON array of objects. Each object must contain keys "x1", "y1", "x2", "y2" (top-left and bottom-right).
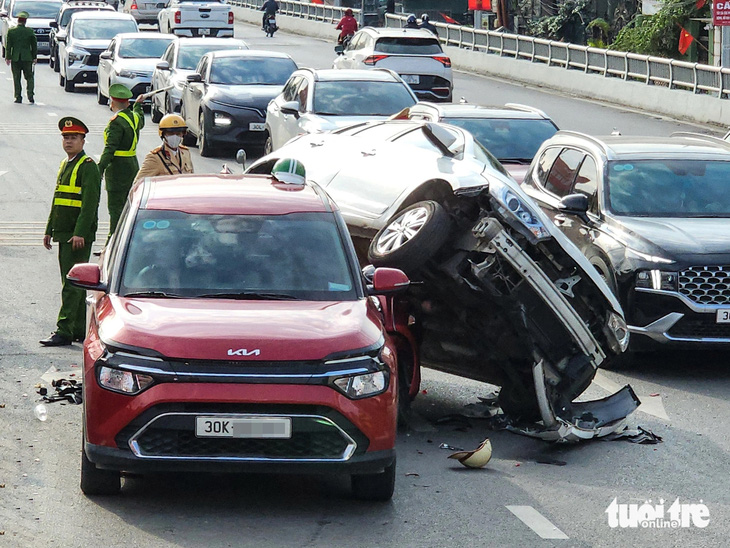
[{"x1": 157, "y1": 0, "x2": 233, "y2": 37}]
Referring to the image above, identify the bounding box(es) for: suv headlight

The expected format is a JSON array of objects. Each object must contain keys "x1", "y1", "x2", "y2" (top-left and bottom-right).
[
  {"x1": 213, "y1": 112, "x2": 232, "y2": 126},
  {"x1": 67, "y1": 48, "x2": 88, "y2": 62},
  {"x1": 333, "y1": 371, "x2": 388, "y2": 399},
  {"x1": 98, "y1": 365, "x2": 154, "y2": 395},
  {"x1": 635, "y1": 270, "x2": 678, "y2": 291},
  {"x1": 488, "y1": 177, "x2": 551, "y2": 242}
]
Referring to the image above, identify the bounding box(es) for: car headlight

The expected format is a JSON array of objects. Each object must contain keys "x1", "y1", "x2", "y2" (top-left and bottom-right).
[
  {"x1": 626, "y1": 247, "x2": 674, "y2": 264},
  {"x1": 607, "y1": 311, "x2": 630, "y2": 353},
  {"x1": 98, "y1": 365, "x2": 154, "y2": 395},
  {"x1": 118, "y1": 69, "x2": 137, "y2": 79},
  {"x1": 67, "y1": 48, "x2": 88, "y2": 62},
  {"x1": 488, "y1": 177, "x2": 551, "y2": 242},
  {"x1": 635, "y1": 270, "x2": 678, "y2": 291},
  {"x1": 213, "y1": 112, "x2": 232, "y2": 126},
  {"x1": 333, "y1": 371, "x2": 388, "y2": 399}
]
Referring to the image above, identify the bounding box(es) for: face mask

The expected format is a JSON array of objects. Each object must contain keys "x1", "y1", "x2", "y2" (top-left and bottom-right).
[{"x1": 165, "y1": 134, "x2": 183, "y2": 149}]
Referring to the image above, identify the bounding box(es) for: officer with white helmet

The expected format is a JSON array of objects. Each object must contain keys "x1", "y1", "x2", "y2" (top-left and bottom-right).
[{"x1": 135, "y1": 113, "x2": 194, "y2": 181}]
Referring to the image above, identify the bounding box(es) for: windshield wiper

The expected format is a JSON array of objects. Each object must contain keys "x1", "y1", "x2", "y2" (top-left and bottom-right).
[
  {"x1": 123, "y1": 291, "x2": 185, "y2": 298},
  {"x1": 196, "y1": 292, "x2": 299, "y2": 300}
]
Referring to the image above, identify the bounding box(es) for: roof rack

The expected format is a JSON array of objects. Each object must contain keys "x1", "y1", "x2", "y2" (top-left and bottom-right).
[
  {"x1": 503, "y1": 103, "x2": 549, "y2": 119},
  {"x1": 670, "y1": 131, "x2": 730, "y2": 150},
  {"x1": 65, "y1": 1, "x2": 110, "y2": 5}
]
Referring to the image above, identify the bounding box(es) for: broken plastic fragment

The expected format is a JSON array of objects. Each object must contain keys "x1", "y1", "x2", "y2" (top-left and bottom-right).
[{"x1": 439, "y1": 443, "x2": 464, "y2": 451}]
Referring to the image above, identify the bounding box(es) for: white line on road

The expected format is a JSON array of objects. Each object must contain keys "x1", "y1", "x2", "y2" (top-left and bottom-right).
[
  {"x1": 506, "y1": 506, "x2": 569, "y2": 540},
  {"x1": 36, "y1": 102, "x2": 46, "y2": 106},
  {"x1": 47, "y1": 112, "x2": 57, "y2": 117},
  {"x1": 0, "y1": 171, "x2": 7, "y2": 178},
  {"x1": 592, "y1": 370, "x2": 670, "y2": 421}
]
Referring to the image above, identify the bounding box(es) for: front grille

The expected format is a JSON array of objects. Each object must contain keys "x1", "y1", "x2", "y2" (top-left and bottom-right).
[
  {"x1": 87, "y1": 54, "x2": 99, "y2": 66},
  {"x1": 130, "y1": 414, "x2": 353, "y2": 459},
  {"x1": 668, "y1": 316, "x2": 730, "y2": 340},
  {"x1": 679, "y1": 265, "x2": 730, "y2": 305}
]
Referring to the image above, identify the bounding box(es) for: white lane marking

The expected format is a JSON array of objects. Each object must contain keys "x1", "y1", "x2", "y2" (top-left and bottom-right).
[
  {"x1": 506, "y1": 506, "x2": 569, "y2": 540},
  {"x1": 592, "y1": 370, "x2": 670, "y2": 421},
  {"x1": 47, "y1": 112, "x2": 57, "y2": 117},
  {"x1": 36, "y1": 102, "x2": 46, "y2": 106},
  {"x1": 6, "y1": 77, "x2": 12, "y2": 80}
]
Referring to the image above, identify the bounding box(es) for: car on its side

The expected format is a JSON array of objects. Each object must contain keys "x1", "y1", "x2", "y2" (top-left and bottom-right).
[
  {"x1": 247, "y1": 121, "x2": 639, "y2": 441},
  {"x1": 122, "y1": 0, "x2": 165, "y2": 27},
  {"x1": 0, "y1": 0, "x2": 63, "y2": 57},
  {"x1": 521, "y1": 131, "x2": 730, "y2": 361},
  {"x1": 333, "y1": 27, "x2": 452, "y2": 102},
  {"x1": 96, "y1": 32, "x2": 175, "y2": 104},
  {"x1": 180, "y1": 49, "x2": 297, "y2": 157},
  {"x1": 264, "y1": 67, "x2": 417, "y2": 154},
  {"x1": 407, "y1": 102, "x2": 559, "y2": 182},
  {"x1": 71, "y1": 172, "x2": 412, "y2": 501},
  {"x1": 150, "y1": 36, "x2": 248, "y2": 121},
  {"x1": 49, "y1": 1, "x2": 115, "y2": 72},
  {"x1": 58, "y1": 10, "x2": 138, "y2": 92}
]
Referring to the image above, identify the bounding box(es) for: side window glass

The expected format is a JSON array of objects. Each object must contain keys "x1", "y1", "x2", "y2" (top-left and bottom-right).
[
  {"x1": 349, "y1": 33, "x2": 362, "y2": 50},
  {"x1": 545, "y1": 149, "x2": 583, "y2": 197},
  {"x1": 296, "y1": 79, "x2": 309, "y2": 110},
  {"x1": 282, "y1": 76, "x2": 300, "y2": 101},
  {"x1": 164, "y1": 44, "x2": 174, "y2": 65},
  {"x1": 573, "y1": 156, "x2": 599, "y2": 212},
  {"x1": 536, "y1": 147, "x2": 561, "y2": 186}
]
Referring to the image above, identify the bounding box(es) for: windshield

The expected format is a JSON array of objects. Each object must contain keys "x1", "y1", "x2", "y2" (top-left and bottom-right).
[
  {"x1": 313, "y1": 81, "x2": 415, "y2": 116},
  {"x1": 177, "y1": 43, "x2": 247, "y2": 70},
  {"x1": 61, "y1": 7, "x2": 110, "y2": 27},
  {"x1": 12, "y1": 0, "x2": 62, "y2": 18},
  {"x1": 209, "y1": 57, "x2": 295, "y2": 85},
  {"x1": 71, "y1": 19, "x2": 138, "y2": 40},
  {"x1": 445, "y1": 117, "x2": 558, "y2": 162},
  {"x1": 120, "y1": 211, "x2": 357, "y2": 300},
  {"x1": 374, "y1": 37, "x2": 442, "y2": 54},
  {"x1": 607, "y1": 159, "x2": 730, "y2": 217},
  {"x1": 119, "y1": 37, "x2": 174, "y2": 58}
]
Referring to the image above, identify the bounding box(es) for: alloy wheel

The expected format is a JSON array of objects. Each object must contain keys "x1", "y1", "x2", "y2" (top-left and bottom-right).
[{"x1": 375, "y1": 206, "x2": 430, "y2": 254}]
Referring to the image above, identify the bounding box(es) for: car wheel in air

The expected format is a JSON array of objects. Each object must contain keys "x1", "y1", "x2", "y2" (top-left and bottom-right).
[
  {"x1": 368, "y1": 200, "x2": 451, "y2": 274},
  {"x1": 351, "y1": 458, "x2": 395, "y2": 501},
  {"x1": 80, "y1": 433, "x2": 120, "y2": 496},
  {"x1": 198, "y1": 112, "x2": 212, "y2": 157}
]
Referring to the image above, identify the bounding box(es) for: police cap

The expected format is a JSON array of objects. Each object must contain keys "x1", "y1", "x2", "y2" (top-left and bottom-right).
[{"x1": 58, "y1": 116, "x2": 89, "y2": 135}]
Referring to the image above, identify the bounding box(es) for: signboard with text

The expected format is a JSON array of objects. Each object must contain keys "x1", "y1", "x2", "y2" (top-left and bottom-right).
[{"x1": 714, "y1": 0, "x2": 730, "y2": 26}]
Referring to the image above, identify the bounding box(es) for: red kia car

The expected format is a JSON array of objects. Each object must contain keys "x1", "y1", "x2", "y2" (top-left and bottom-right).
[{"x1": 68, "y1": 172, "x2": 416, "y2": 501}]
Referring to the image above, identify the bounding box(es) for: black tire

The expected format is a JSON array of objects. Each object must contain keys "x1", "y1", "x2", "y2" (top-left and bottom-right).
[
  {"x1": 80, "y1": 438, "x2": 121, "y2": 496},
  {"x1": 151, "y1": 99, "x2": 162, "y2": 123},
  {"x1": 498, "y1": 379, "x2": 541, "y2": 422},
  {"x1": 351, "y1": 458, "x2": 395, "y2": 501},
  {"x1": 368, "y1": 200, "x2": 451, "y2": 274},
  {"x1": 64, "y1": 74, "x2": 75, "y2": 92},
  {"x1": 54, "y1": 53, "x2": 61, "y2": 72},
  {"x1": 59, "y1": 71, "x2": 65, "y2": 87},
  {"x1": 199, "y1": 112, "x2": 212, "y2": 157},
  {"x1": 49, "y1": 51, "x2": 55, "y2": 70},
  {"x1": 96, "y1": 83, "x2": 108, "y2": 105},
  {"x1": 263, "y1": 131, "x2": 273, "y2": 156}
]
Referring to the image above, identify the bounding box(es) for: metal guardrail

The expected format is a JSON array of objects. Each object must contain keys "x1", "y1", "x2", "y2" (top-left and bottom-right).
[
  {"x1": 382, "y1": 13, "x2": 730, "y2": 99},
  {"x1": 227, "y1": 0, "x2": 358, "y2": 24}
]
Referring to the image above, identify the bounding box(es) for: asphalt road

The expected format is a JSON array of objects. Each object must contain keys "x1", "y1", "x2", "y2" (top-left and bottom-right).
[{"x1": 0, "y1": 19, "x2": 729, "y2": 548}]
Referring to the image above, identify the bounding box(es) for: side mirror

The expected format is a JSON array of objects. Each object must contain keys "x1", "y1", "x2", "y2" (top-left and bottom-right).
[
  {"x1": 100, "y1": 51, "x2": 113, "y2": 60},
  {"x1": 235, "y1": 149, "x2": 246, "y2": 165},
  {"x1": 67, "y1": 263, "x2": 107, "y2": 292},
  {"x1": 280, "y1": 100, "x2": 300, "y2": 117},
  {"x1": 334, "y1": 45, "x2": 344, "y2": 55},
  {"x1": 370, "y1": 267, "x2": 410, "y2": 294},
  {"x1": 0, "y1": 10, "x2": 8, "y2": 18},
  {"x1": 56, "y1": 34, "x2": 66, "y2": 43},
  {"x1": 49, "y1": 21, "x2": 58, "y2": 28},
  {"x1": 186, "y1": 73, "x2": 203, "y2": 83},
  {"x1": 558, "y1": 193, "x2": 590, "y2": 222},
  {"x1": 156, "y1": 60, "x2": 170, "y2": 71}
]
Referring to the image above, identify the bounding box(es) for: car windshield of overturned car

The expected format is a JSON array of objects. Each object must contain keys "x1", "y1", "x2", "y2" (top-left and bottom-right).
[
  {"x1": 119, "y1": 37, "x2": 174, "y2": 59},
  {"x1": 607, "y1": 159, "x2": 730, "y2": 217},
  {"x1": 313, "y1": 81, "x2": 415, "y2": 116},
  {"x1": 445, "y1": 118, "x2": 558, "y2": 162},
  {"x1": 12, "y1": 0, "x2": 62, "y2": 18},
  {"x1": 209, "y1": 58, "x2": 296, "y2": 86},
  {"x1": 119, "y1": 211, "x2": 357, "y2": 300},
  {"x1": 71, "y1": 19, "x2": 138, "y2": 40}
]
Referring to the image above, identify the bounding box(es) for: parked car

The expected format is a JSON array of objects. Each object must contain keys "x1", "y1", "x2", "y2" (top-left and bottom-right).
[
  {"x1": 180, "y1": 50, "x2": 297, "y2": 157},
  {"x1": 49, "y1": 0, "x2": 115, "y2": 72},
  {"x1": 58, "y1": 10, "x2": 138, "y2": 92},
  {"x1": 521, "y1": 131, "x2": 730, "y2": 361},
  {"x1": 122, "y1": 0, "x2": 165, "y2": 27},
  {"x1": 96, "y1": 32, "x2": 175, "y2": 105},
  {"x1": 158, "y1": 0, "x2": 233, "y2": 37},
  {"x1": 0, "y1": 0, "x2": 63, "y2": 57},
  {"x1": 71, "y1": 172, "x2": 410, "y2": 500},
  {"x1": 333, "y1": 27, "x2": 452, "y2": 102},
  {"x1": 406, "y1": 102, "x2": 560, "y2": 182},
  {"x1": 265, "y1": 68, "x2": 417, "y2": 154},
  {"x1": 247, "y1": 121, "x2": 638, "y2": 440},
  {"x1": 150, "y1": 36, "x2": 248, "y2": 121}
]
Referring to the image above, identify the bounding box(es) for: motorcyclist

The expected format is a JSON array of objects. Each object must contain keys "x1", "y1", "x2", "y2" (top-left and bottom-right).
[
  {"x1": 419, "y1": 13, "x2": 438, "y2": 37},
  {"x1": 404, "y1": 14, "x2": 419, "y2": 29},
  {"x1": 336, "y1": 8, "x2": 358, "y2": 45},
  {"x1": 261, "y1": 0, "x2": 279, "y2": 30}
]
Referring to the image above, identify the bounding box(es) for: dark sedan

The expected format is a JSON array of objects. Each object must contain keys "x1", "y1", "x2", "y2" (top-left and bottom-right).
[
  {"x1": 180, "y1": 50, "x2": 297, "y2": 157},
  {"x1": 521, "y1": 131, "x2": 730, "y2": 362}
]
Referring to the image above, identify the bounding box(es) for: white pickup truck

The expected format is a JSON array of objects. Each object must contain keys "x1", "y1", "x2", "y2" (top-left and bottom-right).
[{"x1": 157, "y1": 0, "x2": 233, "y2": 37}]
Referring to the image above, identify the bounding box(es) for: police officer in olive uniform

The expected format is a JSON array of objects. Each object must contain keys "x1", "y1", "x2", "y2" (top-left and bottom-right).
[
  {"x1": 4, "y1": 11, "x2": 37, "y2": 104},
  {"x1": 99, "y1": 83, "x2": 146, "y2": 238},
  {"x1": 41, "y1": 117, "x2": 101, "y2": 346}
]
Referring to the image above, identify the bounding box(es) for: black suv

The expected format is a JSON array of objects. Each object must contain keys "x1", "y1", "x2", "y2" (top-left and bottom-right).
[{"x1": 522, "y1": 131, "x2": 730, "y2": 358}]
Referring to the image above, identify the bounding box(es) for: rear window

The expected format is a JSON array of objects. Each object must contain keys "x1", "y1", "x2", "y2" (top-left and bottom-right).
[{"x1": 374, "y1": 37, "x2": 442, "y2": 55}]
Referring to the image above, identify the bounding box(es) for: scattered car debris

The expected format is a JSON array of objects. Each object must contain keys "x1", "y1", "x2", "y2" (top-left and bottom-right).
[
  {"x1": 439, "y1": 443, "x2": 464, "y2": 451},
  {"x1": 448, "y1": 438, "x2": 493, "y2": 468},
  {"x1": 404, "y1": 473, "x2": 420, "y2": 477},
  {"x1": 36, "y1": 379, "x2": 81, "y2": 405},
  {"x1": 602, "y1": 426, "x2": 663, "y2": 444},
  {"x1": 536, "y1": 458, "x2": 567, "y2": 466}
]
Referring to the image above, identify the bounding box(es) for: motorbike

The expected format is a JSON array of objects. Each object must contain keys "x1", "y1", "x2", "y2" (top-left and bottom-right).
[{"x1": 263, "y1": 14, "x2": 278, "y2": 37}]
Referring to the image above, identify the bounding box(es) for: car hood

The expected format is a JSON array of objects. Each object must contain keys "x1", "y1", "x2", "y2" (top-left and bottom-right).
[
  {"x1": 28, "y1": 19, "x2": 55, "y2": 28},
  {"x1": 300, "y1": 113, "x2": 390, "y2": 133},
  {"x1": 70, "y1": 39, "x2": 112, "y2": 50},
  {"x1": 114, "y1": 57, "x2": 161, "y2": 72},
  {"x1": 100, "y1": 296, "x2": 382, "y2": 361},
  {"x1": 613, "y1": 216, "x2": 730, "y2": 258},
  {"x1": 206, "y1": 84, "x2": 284, "y2": 111}
]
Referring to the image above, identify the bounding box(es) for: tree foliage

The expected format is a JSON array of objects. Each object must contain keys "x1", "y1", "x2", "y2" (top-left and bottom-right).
[{"x1": 526, "y1": 0, "x2": 590, "y2": 42}]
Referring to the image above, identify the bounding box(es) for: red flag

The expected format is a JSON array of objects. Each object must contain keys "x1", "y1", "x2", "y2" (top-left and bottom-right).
[
  {"x1": 696, "y1": 0, "x2": 706, "y2": 8},
  {"x1": 439, "y1": 12, "x2": 459, "y2": 24},
  {"x1": 678, "y1": 27, "x2": 694, "y2": 54}
]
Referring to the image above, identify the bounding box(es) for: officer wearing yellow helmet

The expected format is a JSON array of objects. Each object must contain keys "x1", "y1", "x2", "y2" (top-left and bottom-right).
[
  {"x1": 98, "y1": 83, "x2": 145, "y2": 238},
  {"x1": 41, "y1": 117, "x2": 101, "y2": 346},
  {"x1": 135, "y1": 113, "x2": 194, "y2": 182}
]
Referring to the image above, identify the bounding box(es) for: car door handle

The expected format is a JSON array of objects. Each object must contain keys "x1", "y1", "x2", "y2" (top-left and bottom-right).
[
  {"x1": 554, "y1": 214, "x2": 568, "y2": 225},
  {"x1": 361, "y1": 149, "x2": 376, "y2": 156}
]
